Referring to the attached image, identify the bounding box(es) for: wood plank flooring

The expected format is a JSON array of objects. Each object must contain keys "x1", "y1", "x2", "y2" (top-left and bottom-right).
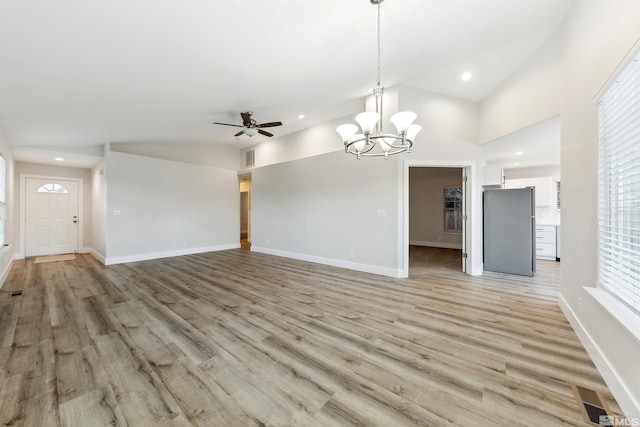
[{"x1": 0, "y1": 250, "x2": 624, "y2": 426}]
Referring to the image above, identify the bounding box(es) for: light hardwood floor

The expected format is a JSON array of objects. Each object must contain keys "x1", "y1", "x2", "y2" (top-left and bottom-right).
[{"x1": 0, "y1": 251, "x2": 623, "y2": 426}]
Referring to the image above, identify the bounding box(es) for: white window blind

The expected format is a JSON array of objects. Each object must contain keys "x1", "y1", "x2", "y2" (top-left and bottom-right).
[
  {"x1": 0, "y1": 155, "x2": 6, "y2": 247},
  {"x1": 598, "y1": 54, "x2": 640, "y2": 313}
]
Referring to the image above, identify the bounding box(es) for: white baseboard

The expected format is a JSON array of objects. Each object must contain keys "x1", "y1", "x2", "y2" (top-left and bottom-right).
[
  {"x1": 252, "y1": 246, "x2": 403, "y2": 278},
  {"x1": 559, "y1": 293, "x2": 640, "y2": 420},
  {"x1": 0, "y1": 246, "x2": 14, "y2": 290},
  {"x1": 83, "y1": 247, "x2": 106, "y2": 264},
  {"x1": 409, "y1": 240, "x2": 463, "y2": 250},
  {"x1": 104, "y1": 243, "x2": 240, "y2": 265}
]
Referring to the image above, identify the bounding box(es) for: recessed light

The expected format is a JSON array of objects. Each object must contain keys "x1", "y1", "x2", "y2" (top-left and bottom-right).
[
  {"x1": 513, "y1": 162, "x2": 520, "y2": 166},
  {"x1": 461, "y1": 72, "x2": 472, "y2": 81},
  {"x1": 55, "y1": 157, "x2": 64, "y2": 161},
  {"x1": 514, "y1": 151, "x2": 524, "y2": 155},
  {"x1": 298, "y1": 114, "x2": 305, "y2": 119}
]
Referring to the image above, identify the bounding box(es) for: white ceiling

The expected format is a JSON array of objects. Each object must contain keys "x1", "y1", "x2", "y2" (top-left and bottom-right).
[{"x1": 0, "y1": 0, "x2": 574, "y2": 168}]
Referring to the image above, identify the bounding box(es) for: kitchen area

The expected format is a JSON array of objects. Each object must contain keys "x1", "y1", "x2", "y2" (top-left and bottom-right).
[{"x1": 481, "y1": 116, "x2": 561, "y2": 275}]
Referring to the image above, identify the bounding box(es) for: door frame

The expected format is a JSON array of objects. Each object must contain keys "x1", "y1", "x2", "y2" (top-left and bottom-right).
[
  {"x1": 18, "y1": 174, "x2": 84, "y2": 259},
  {"x1": 401, "y1": 160, "x2": 480, "y2": 278}
]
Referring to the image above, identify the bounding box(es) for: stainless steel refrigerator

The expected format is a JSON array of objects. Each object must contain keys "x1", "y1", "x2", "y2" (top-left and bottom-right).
[{"x1": 483, "y1": 188, "x2": 536, "y2": 276}]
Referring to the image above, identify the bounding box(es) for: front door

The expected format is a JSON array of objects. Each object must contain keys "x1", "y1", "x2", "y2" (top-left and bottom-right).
[{"x1": 25, "y1": 178, "x2": 79, "y2": 257}]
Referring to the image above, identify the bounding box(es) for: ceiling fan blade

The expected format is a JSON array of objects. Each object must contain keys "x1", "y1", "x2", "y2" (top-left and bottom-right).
[
  {"x1": 213, "y1": 122, "x2": 244, "y2": 128},
  {"x1": 234, "y1": 130, "x2": 245, "y2": 137},
  {"x1": 240, "y1": 112, "x2": 252, "y2": 125},
  {"x1": 258, "y1": 129, "x2": 273, "y2": 137},
  {"x1": 257, "y1": 121, "x2": 283, "y2": 128}
]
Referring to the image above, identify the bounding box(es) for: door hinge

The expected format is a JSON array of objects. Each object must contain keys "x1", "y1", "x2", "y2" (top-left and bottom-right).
[
  {"x1": 462, "y1": 252, "x2": 468, "y2": 258},
  {"x1": 462, "y1": 176, "x2": 468, "y2": 182},
  {"x1": 463, "y1": 214, "x2": 468, "y2": 220}
]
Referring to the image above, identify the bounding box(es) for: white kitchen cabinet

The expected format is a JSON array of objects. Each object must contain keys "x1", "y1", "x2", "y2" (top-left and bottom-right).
[
  {"x1": 535, "y1": 225, "x2": 557, "y2": 260},
  {"x1": 483, "y1": 165, "x2": 504, "y2": 188},
  {"x1": 504, "y1": 177, "x2": 554, "y2": 207}
]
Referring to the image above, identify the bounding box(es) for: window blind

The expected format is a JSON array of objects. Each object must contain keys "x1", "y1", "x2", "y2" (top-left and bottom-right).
[{"x1": 598, "y1": 54, "x2": 640, "y2": 313}]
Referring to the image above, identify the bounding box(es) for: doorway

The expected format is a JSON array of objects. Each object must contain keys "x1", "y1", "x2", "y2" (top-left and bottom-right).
[
  {"x1": 239, "y1": 174, "x2": 251, "y2": 250},
  {"x1": 24, "y1": 177, "x2": 81, "y2": 257},
  {"x1": 408, "y1": 167, "x2": 466, "y2": 276}
]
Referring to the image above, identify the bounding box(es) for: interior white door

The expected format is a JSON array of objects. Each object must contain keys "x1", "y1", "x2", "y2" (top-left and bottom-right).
[{"x1": 25, "y1": 178, "x2": 79, "y2": 257}]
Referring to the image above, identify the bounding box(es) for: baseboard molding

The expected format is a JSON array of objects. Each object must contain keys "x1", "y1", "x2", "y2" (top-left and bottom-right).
[
  {"x1": 252, "y1": 246, "x2": 403, "y2": 278},
  {"x1": 84, "y1": 247, "x2": 106, "y2": 264},
  {"x1": 104, "y1": 243, "x2": 241, "y2": 265},
  {"x1": 409, "y1": 240, "x2": 463, "y2": 250},
  {"x1": 0, "y1": 247, "x2": 14, "y2": 290},
  {"x1": 559, "y1": 293, "x2": 640, "y2": 420}
]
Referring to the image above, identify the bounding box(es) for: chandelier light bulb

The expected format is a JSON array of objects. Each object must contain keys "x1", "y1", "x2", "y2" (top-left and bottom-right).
[
  {"x1": 355, "y1": 112, "x2": 381, "y2": 134},
  {"x1": 336, "y1": 124, "x2": 358, "y2": 143},
  {"x1": 390, "y1": 111, "x2": 417, "y2": 133},
  {"x1": 406, "y1": 124, "x2": 422, "y2": 142}
]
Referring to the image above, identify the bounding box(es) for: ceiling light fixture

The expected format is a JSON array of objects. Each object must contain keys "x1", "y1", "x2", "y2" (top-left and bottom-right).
[
  {"x1": 514, "y1": 151, "x2": 524, "y2": 155},
  {"x1": 54, "y1": 157, "x2": 64, "y2": 161},
  {"x1": 336, "y1": 0, "x2": 420, "y2": 159},
  {"x1": 461, "y1": 72, "x2": 472, "y2": 81},
  {"x1": 298, "y1": 114, "x2": 305, "y2": 119}
]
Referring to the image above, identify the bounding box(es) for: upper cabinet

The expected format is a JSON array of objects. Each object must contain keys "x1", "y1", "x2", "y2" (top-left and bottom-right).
[
  {"x1": 504, "y1": 176, "x2": 554, "y2": 207},
  {"x1": 482, "y1": 165, "x2": 504, "y2": 188}
]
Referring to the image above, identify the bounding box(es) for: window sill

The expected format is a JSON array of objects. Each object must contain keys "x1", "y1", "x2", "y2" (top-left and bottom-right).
[{"x1": 585, "y1": 286, "x2": 640, "y2": 344}]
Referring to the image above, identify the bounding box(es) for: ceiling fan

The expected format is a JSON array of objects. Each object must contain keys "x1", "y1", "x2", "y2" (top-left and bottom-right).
[{"x1": 213, "y1": 111, "x2": 283, "y2": 137}]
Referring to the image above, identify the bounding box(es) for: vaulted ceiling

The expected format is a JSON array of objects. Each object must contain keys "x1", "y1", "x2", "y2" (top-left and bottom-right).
[{"x1": 0, "y1": 0, "x2": 574, "y2": 166}]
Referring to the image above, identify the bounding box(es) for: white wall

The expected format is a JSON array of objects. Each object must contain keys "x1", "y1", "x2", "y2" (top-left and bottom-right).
[
  {"x1": 252, "y1": 150, "x2": 400, "y2": 276},
  {"x1": 398, "y1": 86, "x2": 484, "y2": 276},
  {"x1": 104, "y1": 150, "x2": 240, "y2": 264},
  {"x1": 479, "y1": 33, "x2": 562, "y2": 144},
  {"x1": 0, "y1": 130, "x2": 15, "y2": 287},
  {"x1": 14, "y1": 161, "x2": 93, "y2": 256},
  {"x1": 91, "y1": 160, "x2": 107, "y2": 261},
  {"x1": 409, "y1": 167, "x2": 463, "y2": 249},
  {"x1": 249, "y1": 85, "x2": 484, "y2": 277},
  {"x1": 242, "y1": 114, "x2": 349, "y2": 169},
  {"x1": 558, "y1": 1, "x2": 640, "y2": 420},
  {"x1": 111, "y1": 143, "x2": 241, "y2": 170}
]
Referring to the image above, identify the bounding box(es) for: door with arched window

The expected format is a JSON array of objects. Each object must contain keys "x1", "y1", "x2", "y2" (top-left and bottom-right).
[{"x1": 25, "y1": 178, "x2": 79, "y2": 257}]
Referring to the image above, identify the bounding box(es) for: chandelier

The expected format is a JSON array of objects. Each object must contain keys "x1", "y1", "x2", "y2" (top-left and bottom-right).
[{"x1": 336, "y1": 0, "x2": 421, "y2": 159}]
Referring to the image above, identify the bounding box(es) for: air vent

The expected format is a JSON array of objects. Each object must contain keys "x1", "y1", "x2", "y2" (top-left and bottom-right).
[
  {"x1": 9, "y1": 290, "x2": 22, "y2": 297},
  {"x1": 572, "y1": 384, "x2": 613, "y2": 425},
  {"x1": 245, "y1": 150, "x2": 255, "y2": 168}
]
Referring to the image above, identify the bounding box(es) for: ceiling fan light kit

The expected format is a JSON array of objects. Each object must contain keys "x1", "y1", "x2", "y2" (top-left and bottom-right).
[{"x1": 337, "y1": 0, "x2": 420, "y2": 159}]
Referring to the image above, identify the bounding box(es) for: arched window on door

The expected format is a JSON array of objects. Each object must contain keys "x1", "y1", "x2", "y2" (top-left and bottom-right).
[{"x1": 37, "y1": 183, "x2": 69, "y2": 193}]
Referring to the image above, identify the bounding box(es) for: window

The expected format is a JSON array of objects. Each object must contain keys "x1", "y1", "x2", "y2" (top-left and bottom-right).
[
  {"x1": 0, "y1": 156, "x2": 5, "y2": 246},
  {"x1": 37, "y1": 183, "x2": 69, "y2": 193},
  {"x1": 598, "y1": 54, "x2": 640, "y2": 313},
  {"x1": 444, "y1": 186, "x2": 463, "y2": 233}
]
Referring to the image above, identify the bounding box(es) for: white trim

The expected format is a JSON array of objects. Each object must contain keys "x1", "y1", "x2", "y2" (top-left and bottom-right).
[
  {"x1": 585, "y1": 287, "x2": 640, "y2": 346},
  {"x1": 409, "y1": 240, "x2": 463, "y2": 250},
  {"x1": 104, "y1": 243, "x2": 240, "y2": 265},
  {"x1": 19, "y1": 174, "x2": 84, "y2": 259},
  {"x1": 0, "y1": 245, "x2": 13, "y2": 289},
  {"x1": 559, "y1": 293, "x2": 640, "y2": 420},
  {"x1": 252, "y1": 246, "x2": 404, "y2": 278},
  {"x1": 83, "y1": 247, "x2": 106, "y2": 264},
  {"x1": 402, "y1": 160, "x2": 481, "y2": 278}
]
